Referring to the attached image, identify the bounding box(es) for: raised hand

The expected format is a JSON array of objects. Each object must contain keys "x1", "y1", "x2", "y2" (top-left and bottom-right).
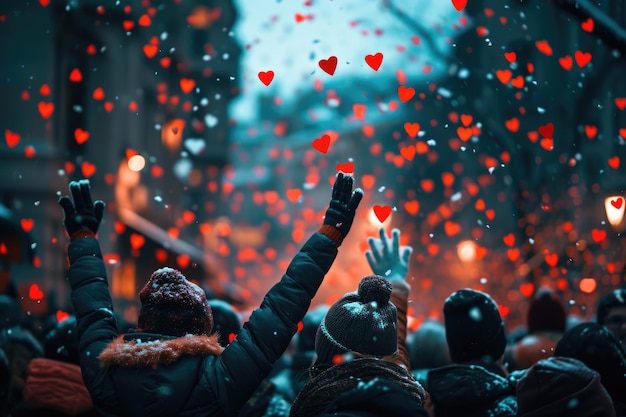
[
  {"x1": 58, "y1": 179, "x2": 105, "y2": 236},
  {"x1": 365, "y1": 227, "x2": 412, "y2": 283},
  {"x1": 323, "y1": 172, "x2": 364, "y2": 238}
]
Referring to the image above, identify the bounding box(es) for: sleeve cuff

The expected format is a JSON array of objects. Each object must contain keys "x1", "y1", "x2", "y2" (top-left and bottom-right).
[
  {"x1": 318, "y1": 225, "x2": 344, "y2": 247},
  {"x1": 70, "y1": 230, "x2": 96, "y2": 240}
]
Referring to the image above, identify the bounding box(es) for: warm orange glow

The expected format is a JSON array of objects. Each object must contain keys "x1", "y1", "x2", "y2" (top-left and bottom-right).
[
  {"x1": 604, "y1": 196, "x2": 625, "y2": 230},
  {"x1": 162, "y1": 119, "x2": 185, "y2": 151},
  {"x1": 128, "y1": 154, "x2": 146, "y2": 172},
  {"x1": 579, "y1": 277, "x2": 597, "y2": 294},
  {"x1": 457, "y1": 240, "x2": 477, "y2": 262}
]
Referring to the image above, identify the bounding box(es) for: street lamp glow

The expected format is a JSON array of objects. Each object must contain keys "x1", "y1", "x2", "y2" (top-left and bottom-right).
[
  {"x1": 128, "y1": 155, "x2": 146, "y2": 172},
  {"x1": 604, "y1": 196, "x2": 625, "y2": 230},
  {"x1": 457, "y1": 240, "x2": 477, "y2": 262}
]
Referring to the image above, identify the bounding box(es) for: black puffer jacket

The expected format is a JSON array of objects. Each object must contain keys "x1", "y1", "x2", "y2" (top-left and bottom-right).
[
  {"x1": 427, "y1": 363, "x2": 517, "y2": 417},
  {"x1": 67, "y1": 233, "x2": 338, "y2": 417}
]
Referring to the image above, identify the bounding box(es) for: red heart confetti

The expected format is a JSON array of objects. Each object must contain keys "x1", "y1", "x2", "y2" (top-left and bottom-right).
[
  {"x1": 611, "y1": 197, "x2": 623, "y2": 209},
  {"x1": 507, "y1": 248, "x2": 520, "y2": 262},
  {"x1": 505, "y1": 117, "x2": 519, "y2": 133},
  {"x1": 180, "y1": 78, "x2": 196, "y2": 93},
  {"x1": 373, "y1": 205, "x2": 392, "y2": 223},
  {"x1": 575, "y1": 50, "x2": 592, "y2": 67},
  {"x1": 538, "y1": 122, "x2": 554, "y2": 138},
  {"x1": 69, "y1": 68, "x2": 83, "y2": 83},
  {"x1": 353, "y1": 104, "x2": 366, "y2": 120},
  {"x1": 143, "y1": 44, "x2": 158, "y2": 58},
  {"x1": 29, "y1": 283, "x2": 44, "y2": 300},
  {"x1": 56, "y1": 310, "x2": 70, "y2": 322},
  {"x1": 336, "y1": 161, "x2": 354, "y2": 173},
  {"x1": 444, "y1": 221, "x2": 461, "y2": 237},
  {"x1": 258, "y1": 70, "x2": 274, "y2": 86},
  {"x1": 460, "y1": 114, "x2": 473, "y2": 126},
  {"x1": 558, "y1": 56, "x2": 573, "y2": 71},
  {"x1": 539, "y1": 137, "x2": 554, "y2": 151},
  {"x1": 495, "y1": 69, "x2": 512, "y2": 84},
  {"x1": 5, "y1": 129, "x2": 20, "y2": 148},
  {"x1": 614, "y1": 98, "x2": 626, "y2": 110},
  {"x1": 398, "y1": 86, "x2": 415, "y2": 103},
  {"x1": 504, "y1": 51, "x2": 516, "y2": 63},
  {"x1": 400, "y1": 146, "x2": 415, "y2": 161},
  {"x1": 502, "y1": 233, "x2": 515, "y2": 247},
  {"x1": 511, "y1": 76, "x2": 524, "y2": 89},
  {"x1": 286, "y1": 189, "x2": 301, "y2": 203},
  {"x1": 38, "y1": 0, "x2": 50, "y2": 6},
  {"x1": 38, "y1": 102, "x2": 54, "y2": 119},
  {"x1": 620, "y1": 128, "x2": 626, "y2": 139},
  {"x1": 74, "y1": 128, "x2": 90, "y2": 144},
  {"x1": 312, "y1": 134, "x2": 330, "y2": 153},
  {"x1": 591, "y1": 229, "x2": 606, "y2": 243},
  {"x1": 520, "y1": 282, "x2": 534, "y2": 298},
  {"x1": 130, "y1": 233, "x2": 145, "y2": 250},
  {"x1": 39, "y1": 84, "x2": 51, "y2": 96},
  {"x1": 93, "y1": 87, "x2": 105, "y2": 100},
  {"x1": 608, "y1": 156, "x2": 620, "y2": 169},
  {"x1": 365, "y1": 52, "x2": 383, "y2": 71},
  {"x1": 81, "y1": 161, "x2": 96, "y2": 177},
  {"x1": 581, "y1": 18, "x2": 594, "y2": 32},
  {"x1": 319, "y1": 56, "x2": 338, "y2": 76},
  {"x1": 451, "y1": 0, "x2": 467, "y2": 12},
  {"x1": 584, "y1": 125, "x2": 597, "y2": 139},
  {"x1": 545, "y1": 253, "x2": 559, "y2": 267},
  {"x1": 457, "y1": 127, "x2": 473, "y2": 141},
  {"x1": 404, "y1": 122, "x2": 420, "y2": 138},
  {"x1": 21, "y1": 218, "x2": 34, "y2": 232},
  {"x1": 404, "y1": 200, "x2": 419, "y2": 215},
  {"x1": 535, "y1": 40, "x2": 553, "y2": 56}
]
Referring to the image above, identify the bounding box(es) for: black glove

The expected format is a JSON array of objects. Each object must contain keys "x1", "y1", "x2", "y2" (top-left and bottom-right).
[
  {"x1": 58, "y1": 179, "x2": 105, "y2": 236},
  {"x1": 323, "y1": 172, "x2": 363, "y2": 238}
]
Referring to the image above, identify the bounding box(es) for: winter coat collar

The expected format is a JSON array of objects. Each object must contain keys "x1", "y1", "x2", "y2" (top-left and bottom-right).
[{"x1": 99, "y1": 332, "x2": 224, "y2": 368}]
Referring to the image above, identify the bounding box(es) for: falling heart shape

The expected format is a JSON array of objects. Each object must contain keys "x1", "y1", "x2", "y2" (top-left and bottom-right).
[
  {"x1": 545, "y1": 253, "x2": 559, "y2": 267},
  {"x1": 180, "y1": 78, "x2": 196, "y2": 93},
  {"x1": 5, "y1": 130, "x2": 20, "y2": 148},
  {"x1": 451, "y1": 0, "x2": 467, "y2": 12},
  {"x1": 21, "y1": 218, "x2": 34, "y2": 232},
  {"x1": 143, "y1": 44, "x2": 158, "y2": 58},
  {"x1": 319, "y1": 56, "x2": 338, "y2": 76},
  {"x1": 130, "y1": 233, "x2": 145, "y2": 250},
  {"x1": 56, "y1": 310, "x2": 70, "y2": 323},
  {"x1": 81, "y1": 161, "x2": 96, "y2": 177},
  {"x1": 502, "y1": 233, "x2": 515, "y2": 247},
  {"x1": 504, "y1": 51, "x2": 516, "y2": 63},
  {"x1": 312, "y1": 134, "x2": 330, "y2": 153},
  {"x1": 591, "y1": 229, "x2": 606, "y2": 243},
  {"x1": 74, "y1": 128, "x2": 90, "y2": 144},
  {"x1": 581, "y1": 18, "x2": 594, "y2": 32},
  {"x1": 614, "y1": 98, "x2": 626, "y2": 110},
  {"x1": 29, "y1": 283, "x2": 44, "y2": 300},
  {"x1": 520, "y1": 282, "x2": 534, "y2": 298},
  {"x1": 538, "y1": 122, "x2": 554, "y2": 138},
  {"x1": 398, "y1": 86, "x2": 415, "y2": 103},
  {"x1": 365, "y1": 52, "x2": 383, "y2": 71},
  {"x1": 373, "y1": 205, "x2": 392, "y2": 223},
  {"x1": 575, "y1": 50, "x2": 592, "y2": 67},
  {"x1": 258, "y1": 70, "x2": 274, "y2": 86},
  {"x1": 404, "y1": 122, "x2": 420, "y2": 138},
  {"x1": 286, "y1": 189, "x2": 302, "y2": 203},
  {"x1": 611, "y1": 197, "x2": 623, "y2": 209},
  {"x1": 336, "y1": 161, "x2": 354, "y2": 173},
  {"x1": 608, "y1": 156, "x2": 620, "y2": 170},
  {"x1": 38, "y1": 102, "x2": 54, "y2": 119}
]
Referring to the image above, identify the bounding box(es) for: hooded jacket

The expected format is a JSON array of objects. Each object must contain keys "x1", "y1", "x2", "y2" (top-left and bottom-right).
[
  {"x1": 67, "y1": 232, "x2": 338, "y2": 417},
  {"x1": 427, "y1": 362, "x2": 517, "y2": 417}
]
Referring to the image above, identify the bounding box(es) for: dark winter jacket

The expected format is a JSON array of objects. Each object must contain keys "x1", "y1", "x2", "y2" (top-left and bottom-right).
[
  {"x1": 67, "y1": 232, "x2": 338, "y2": 417},
  {"x1": 427, "y1": 362, "x2": 517, "y2": 417}
]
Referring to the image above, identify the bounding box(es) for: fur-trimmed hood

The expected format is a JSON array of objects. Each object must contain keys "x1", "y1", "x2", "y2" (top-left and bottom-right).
[{"x1": 99, "y1": 333, "x2": 224, "y2": 368}]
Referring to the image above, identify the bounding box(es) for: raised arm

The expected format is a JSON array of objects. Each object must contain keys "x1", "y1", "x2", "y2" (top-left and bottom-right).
[
  {"x1": 58, "y1": 180, "x2": 118, "y2": 392},
  {"x1": 365, "y1": 227, "x2": 413, "y2": 370},
  {"x1": 209, "y1": 173, "x2": 363, "y2": 416}
]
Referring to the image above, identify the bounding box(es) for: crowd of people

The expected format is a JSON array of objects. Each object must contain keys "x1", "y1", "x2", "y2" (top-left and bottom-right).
[{"x1": 0, "y1": 175, "x2": 625, "y2": 417}]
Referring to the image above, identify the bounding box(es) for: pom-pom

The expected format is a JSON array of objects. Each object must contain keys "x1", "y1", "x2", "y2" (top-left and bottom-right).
[{"x1": 357, "y1": 275, "x2": 392, "y2": 305}]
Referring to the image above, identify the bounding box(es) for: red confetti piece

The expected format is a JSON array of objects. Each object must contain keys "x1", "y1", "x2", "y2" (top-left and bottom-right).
[
  {"x1": 123, "y1": 20, "x2": 135, "y2": 31},
  {"x1": 608, "y1": 156, "x2": 620, "y2": 170},
  {"x1": 21, "y1": 218, "x2": 34, "y2": 232},
  {"x1": 38, "y1": 0, "x2": 50, "y2": 7},
  {"x1": 318, "y1": 56, "x2": 338, "y2": 76},
  {"x1": 538, "y1": 122, "x2": 554, "y2": 138},
  {"x1": 444, "y1": 221, "x2": 461, "y2": 237},
  {"x1": 373, "y1": 205, "x2": 392, "y2": 223},
  {"x1": 545, "y1": 253, "x2": 559, "y2": 267},
  {"x1": 507, "y1": 248, "x2": 520, "y2": 262},
  {"x1": 460, "y1": 114, "x2": 473, "y2": 126},
  {"x1": 504, "y1": 51, "x2": 516, "y2": 63},
  {"x1": 397, "y1": 86, "x2": 415, "y2": 103},
  {"x1": 404, "y1": 200, "x2": 419, "y2": 215},
  {"x1": 138, "y1": 14, "x2": 151, "y2": 27},
  {"x1": 286, "y1": 189, "x2": 301, "y2": 203},
  {"x1": 29, "y1": 283, "x2": 44, "y2": 300},
  {"x1": 579, "y1": 278, "x2": 596, "y2": 294},
  {"x1": 143, "y1": 44, "x2": 158, "y2": 58},
  {"x1": 180, "y1": 78, "x2": 196, "y2": 93},
  {"x1": 575, "y1": 51, "x2": 592, "y2": 67},
  {"x1": 404, "y1": 122, "x2": 420, "y2": 138},
  {"x1": 504, "y1": 117, "x2": 519, "y2": 133},
  {"x1": 591, "y1": 229, "x2": 606, "y2": 243},
  {"x1": 336, "y1": 161, "x2": 354, "y2": 173},
  {"x1": 584, "y1": 125, "x2": 597, "y2": 139},
  {"x1": 69, "y1": 68, "x2": 83, "y2": 82},
  {"x1": 81, "y1": 161, "x2": 96, "y2": 177},
  {"x1": 495, "y1": 69, "x2": 512, "y2": 84},
  {"x1": 93, "y1": 87, "x2": 105, "y2": 100},
  {"x1": 502, "y1": 233, "x2": 515, "y2": 247},
  {"x1": 130, "y1": 233, "x2": 145, "y2": 250},
  {"x1": 5, "y1": 129, "x2": 20, "y2": 148},
  {"x1": 38, "y1": 102, "x2": 54, "y2": 119},
  {"x1": 581, "y1": 18, "x2": 594, "y2": 32},
  {"x1": 456, "y1": 127, "x2": 472, "y2": 141},
  {"x1": 611, "y1": 197, "x2": 623, "y2": 209},
  {"x1": 74, "y1": 128, "x2": 89, "y2": 144},
  {"x1": 400, "y1": 146, "x2": 415, "y2": 161},
  {"x1": 559, "y1": 56, "x2": 573, "y2": 71},
  {"x1": 364, "y1": 52, "x2": 383, "y2": 71},
  {"x1": 451, "y1": 0, "x2": 467, "y2": 12},
  {"x1": 511, "y1": 76, "x2": 524, "y2": 89},
  {"x1": 39, "y1": 84, "x2": 51, "y2": 96},
  {"x1": 56, "y1": 310, "x2": 70, "y2": 322},
  {"x1": 312, "y1": 134, "x2": 330, "y2": 153},
  {"x1": 614, "y1": 98, "x2": 626, "y2": 110},
  {"x1": 535, "y1": 40, "x2": 553, "y2": 56},
  {"x1": 258, "y1": 70, "x2": 274, "y2": 86},
  {"x1": 520, "y1": 283, "x2": 534, "y2": 298},
  {"x1": 539, "y1": 137, "x2": 554, "y2": 151}
]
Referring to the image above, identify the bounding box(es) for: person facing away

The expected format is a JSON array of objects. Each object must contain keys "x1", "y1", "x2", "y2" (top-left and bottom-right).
[
  {"x1": 289, "y1": 227, "x2": 426, "y2": 417},
  {"x1": 554, "y1": 322, "x2": 626, "y2": 416},
  {"x1": 596, "y1": 288, "x2": 626, "y2": 346},
  {"x1": 57, "y1": 174, "x2": 362, "y2": 417},
  {"x1": 516, "y1": 356, "x2": 616, "y2": 417},
  {"x1": 425, "y1": 288, "x2": 517, "y2": 417}
]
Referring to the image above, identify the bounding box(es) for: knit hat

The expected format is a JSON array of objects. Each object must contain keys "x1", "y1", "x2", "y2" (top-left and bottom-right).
[
  {"x1": 597, "y1": 289, "x2": 626, "y2": 325},
  {"x1": 516, "y1": 356, "x2": 616, "y2": 417},
  {"x1": 443, "y1": 289, "x2": 506, "y2": 364},
  {"x1": 315, "y1": 275, "x2": 397, "y2": 365},
  {"x1": 138, "y1": 267, "x2": 213, "y2": 337},
  {"x1": 527, "y1": 288, "x2": 566, "y2": 334},
  {"x1": 555, "y1": 322, "x2": 626, "y2": 406}
]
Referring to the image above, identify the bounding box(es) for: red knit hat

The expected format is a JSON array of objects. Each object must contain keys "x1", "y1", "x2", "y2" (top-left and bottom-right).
[{"x1": 138, "y1": 267, "x2": 213, "y2": 337}]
